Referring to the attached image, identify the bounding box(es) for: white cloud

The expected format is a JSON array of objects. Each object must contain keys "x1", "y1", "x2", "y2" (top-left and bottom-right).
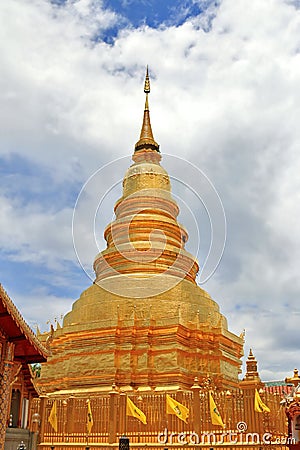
[
  {"x1": 0, "y1": 0, "x2": 300, "y2": 379},
  {"x1": 0, "y1": 195, "x2": 74, "y2": 267},
  {"x1": 11, "y1": 287, "x2": 75, "y2": 332}
]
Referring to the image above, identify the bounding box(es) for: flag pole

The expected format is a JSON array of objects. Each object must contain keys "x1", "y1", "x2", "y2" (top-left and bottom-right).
[
  {"x1": 165, "y1": 392, "x2": 169, "y2": 437},
  {"x1": 137, "y1": 396, "x2": 143, "y2": 443}
]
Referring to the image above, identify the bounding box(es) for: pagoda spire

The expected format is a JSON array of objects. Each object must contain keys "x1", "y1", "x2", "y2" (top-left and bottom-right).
[
  {"x1": 135, "y1": 66, "x2": 160, "y2": 152},
  {"x1": 240, "y1": 348, "x2": 262, "y2": 387}
]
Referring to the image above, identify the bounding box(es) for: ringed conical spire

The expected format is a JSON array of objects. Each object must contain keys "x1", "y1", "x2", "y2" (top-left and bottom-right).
[{"x1": 135, "y1": 67, "x2": 160, "y2": 152}]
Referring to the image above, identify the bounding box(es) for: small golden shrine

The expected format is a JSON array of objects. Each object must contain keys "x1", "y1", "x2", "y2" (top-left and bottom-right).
[
  {"x1": 240, "y1": 348, "x2": 263, "y2": 389},
  {"x1": 37, "y1": 69, "x2": 244, "y2": 394}
]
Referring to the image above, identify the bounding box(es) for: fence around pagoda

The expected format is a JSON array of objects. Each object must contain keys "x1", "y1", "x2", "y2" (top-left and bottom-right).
[{"x1": 29, "y1": 386, "x2": 290, "y2": 450}]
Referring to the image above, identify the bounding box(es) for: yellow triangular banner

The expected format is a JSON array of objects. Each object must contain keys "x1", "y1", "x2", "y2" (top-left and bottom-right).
[
  {"x1": 48, "y1": 400, "x2": 58, "y2": 432},
  {"x1": 126, "y1": 397, "x2": 147, "y2": 424},
  {"x1": 87, "y1": 399, "x2": 94, "y2": 434},
  {"x1": 166, "y1": 394, "x2": 189, "y2": 424},
  {"x1": 209, "y1": 391, "x2": 225, "y2": 428},
  {"x1": 254, "y1": 389, "x2": 270, "y2": 413}
]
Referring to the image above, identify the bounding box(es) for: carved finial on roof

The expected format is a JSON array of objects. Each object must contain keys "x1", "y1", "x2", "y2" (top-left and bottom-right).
[
  {"x1": 144, "y1": 65, "x2": 150, "y2": 94},
  {"x1": 241, "y1": 348, "x2": 261, "y2": 384},
  {"x1": 285, "y1": 368, "x2": 300, "y2": 387},
  {"x1": 134, "y1": 66, "x2": 159, "y2": 153}
]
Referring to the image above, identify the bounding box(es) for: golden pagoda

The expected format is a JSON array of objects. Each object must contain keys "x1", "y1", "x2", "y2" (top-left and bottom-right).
[{"x1": 37, "y1": 69, "x2": 243, "y2": 394}]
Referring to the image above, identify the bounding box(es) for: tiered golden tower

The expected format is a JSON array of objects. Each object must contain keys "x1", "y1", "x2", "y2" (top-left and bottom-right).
[{"x1": 37, "y1": 69, "x2": 243, "y2": 394}]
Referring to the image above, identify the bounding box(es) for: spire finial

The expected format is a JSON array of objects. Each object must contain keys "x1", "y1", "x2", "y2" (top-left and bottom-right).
[
  {"x1": 144, "y1": 66, "x2": 150, "y2": 94},
  {"x1": 134, "y1": 66, "x2": 159, "y2": 153}
]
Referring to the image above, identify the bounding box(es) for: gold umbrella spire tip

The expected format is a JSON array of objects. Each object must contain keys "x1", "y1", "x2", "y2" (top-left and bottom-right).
[
  {"x1": 134, "y1": 65, "x2": 159, "y2": 153},
  {"x1": 144, "y1": 66, "x2": 150, "y2": 94}
]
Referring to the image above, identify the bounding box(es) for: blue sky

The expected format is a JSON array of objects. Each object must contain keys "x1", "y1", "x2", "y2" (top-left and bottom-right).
[
  {"x1": 103, "y1": 0, "x2": 210, "y2": 27},
  {"x1": 1, "y1": 0, "x2": 300, "y2": 381},
  {"x1": 52, "y1": 0, "x2": 215, "y2": 27}
]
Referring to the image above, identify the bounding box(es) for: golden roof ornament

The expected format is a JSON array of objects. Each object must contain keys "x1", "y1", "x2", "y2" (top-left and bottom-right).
[
  {"x1": 144, "y1": 65, "x2": 150, "y2": 94},
  {"x1": 285, "y1": 369, "x2": 300, "y2": 387},
  {"x1": 241, "y1": 348, "x2": 261, "y2": 383},
  {"x1": 135, "y1": 66, "x2": 160, "y2": 152}
]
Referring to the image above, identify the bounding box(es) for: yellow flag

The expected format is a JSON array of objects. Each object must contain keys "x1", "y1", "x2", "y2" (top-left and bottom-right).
[
  {"x1": 209, "y1": 391, "x2": 225, "y2": 428},
  {"x1": 254, "y1": 389, "x2": 270, "y2": 413},
  {"x1": 48, "y1": 400, "x2": 58, "y2": 432},
  {"x1": 126, "y1": 397, "x2": 147, "y2": 424},
  {"x1": 166, "y1": 394, "x2": 189, "y2": 424},
  {"x1": 87, "y1": 399, "x2": 94, "y2": 433}
]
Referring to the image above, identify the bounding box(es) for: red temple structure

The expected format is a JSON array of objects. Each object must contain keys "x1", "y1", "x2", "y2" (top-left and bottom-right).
[{"x1": 0, "y1": 284, "x2": 48, "y2": 450}]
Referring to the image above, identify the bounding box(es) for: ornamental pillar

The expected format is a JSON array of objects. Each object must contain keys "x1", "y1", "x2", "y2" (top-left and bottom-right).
[
  {"x1": 284, "y1": 369, "x2": 300, "y2": 449},
  {"x1": 108, "y1": 384, "x2": 119, "y2": 444},
  {"x1": 191, "y1": 377, "x2": 201, "y2": 436},
  {"x1": 0, "y1": 342, "x2": 15, "y2": 450}
]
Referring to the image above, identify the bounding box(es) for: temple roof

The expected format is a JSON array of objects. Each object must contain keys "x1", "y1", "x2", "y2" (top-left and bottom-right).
[{"x1": 0, "y1": 284, "x2": 48, "y2": 363}]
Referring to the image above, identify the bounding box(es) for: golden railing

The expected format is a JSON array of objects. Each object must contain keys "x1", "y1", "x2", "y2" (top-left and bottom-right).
[{"x1": 31, "y1": 387, "x2": 289, "y2": 449}]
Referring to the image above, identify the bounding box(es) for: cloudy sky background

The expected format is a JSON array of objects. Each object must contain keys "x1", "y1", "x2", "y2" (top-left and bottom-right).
[{"x1": 1, "y1": 0, "x2": 300, "y2": 381}]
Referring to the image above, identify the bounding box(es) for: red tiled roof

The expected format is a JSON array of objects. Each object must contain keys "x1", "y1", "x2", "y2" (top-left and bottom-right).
[
  {"x1": 264, "y1": 382, "x2": 294, "y2": 396},
  {"x1": 0, "y1": 284, "x2": 49, "y2": 363}
]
